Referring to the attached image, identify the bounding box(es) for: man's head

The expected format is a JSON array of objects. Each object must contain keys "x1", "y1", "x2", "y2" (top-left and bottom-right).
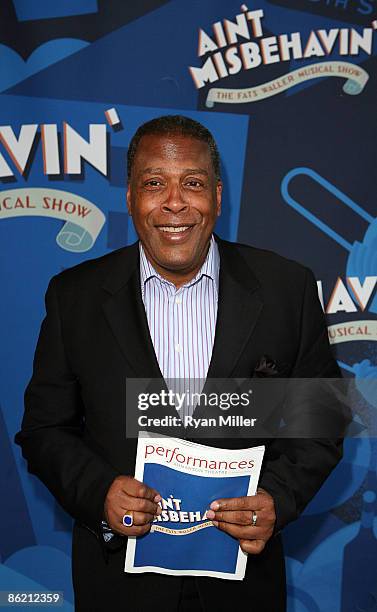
[{"x1": 126, "y1": 115, "x2": 222, "y2": 287}]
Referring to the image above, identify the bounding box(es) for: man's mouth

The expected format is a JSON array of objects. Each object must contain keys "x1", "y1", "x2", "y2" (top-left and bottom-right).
[{"x1": 156, "y1": 225, "x2": 194, "y2": 234}]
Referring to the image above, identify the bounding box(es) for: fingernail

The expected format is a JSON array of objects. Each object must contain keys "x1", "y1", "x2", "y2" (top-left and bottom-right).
[
  {"x1": 156, "y1": 506, "x2": 162, "y2": 515},
  {"x1": 154, "y1": 494, "x2": 162, "y2": 502},
  {"x1": 207, "y1": 510, "x2": 215, "y2": 519},
  {"x1": 212, "y1": 521, "x2": 219, "y2": 527},
  {"x1": 210, "y1": 501, "x2": 220, "y2": 510}
]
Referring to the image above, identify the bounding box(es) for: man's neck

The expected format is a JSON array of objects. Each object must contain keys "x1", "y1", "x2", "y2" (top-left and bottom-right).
[{"x1": 141, "y1": 240, "x2": 212, "y2": 289}]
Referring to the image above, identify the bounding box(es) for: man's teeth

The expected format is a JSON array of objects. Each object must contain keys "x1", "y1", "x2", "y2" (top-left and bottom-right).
[{"x1": 158, "y1": 226, "x2": 190, "y2": 233}]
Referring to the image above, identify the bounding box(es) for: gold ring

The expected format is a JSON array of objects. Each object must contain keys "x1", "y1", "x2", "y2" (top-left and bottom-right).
[{"x1": 251, "y1": 510, "x2": 257, "y2": 527}]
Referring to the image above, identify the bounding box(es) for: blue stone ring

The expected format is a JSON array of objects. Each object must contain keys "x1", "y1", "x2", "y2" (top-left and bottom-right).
[{"x1": 122, "y1": 512, "x2": 133, "y2": 527}]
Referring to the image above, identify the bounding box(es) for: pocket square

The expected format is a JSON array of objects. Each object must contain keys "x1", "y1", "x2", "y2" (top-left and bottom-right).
[{"x1": 253, "y1": 355, "x2": 288, "y2": 377}]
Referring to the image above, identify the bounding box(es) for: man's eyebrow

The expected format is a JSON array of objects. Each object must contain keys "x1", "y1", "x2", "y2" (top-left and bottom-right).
[
  {"x1": 183, "y1": 168, "x2": 209, "y2": 176},
  {"x1": 138, "y1": 167, "x2": 163, "y2": 176},
  {"x1": 138, "y1": 167, "x2": 209, "y2": 176}
]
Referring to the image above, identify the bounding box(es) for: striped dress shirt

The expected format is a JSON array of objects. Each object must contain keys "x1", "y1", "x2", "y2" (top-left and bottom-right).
[
  {"x1": 101, "y1": 236, "x2": 220, "y2": 540},
  {"x1": 139, "y1": 234, "x2": 220, "y2": 420}
]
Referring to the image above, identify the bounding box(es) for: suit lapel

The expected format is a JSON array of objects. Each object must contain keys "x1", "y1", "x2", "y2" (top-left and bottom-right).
[
  {"x1": 101, "y1": 244, "x2": 184, "y2": 430},
  {"x1": 101, "y1": 243, "x2": 162, "y2": 378},
  {"x1": 101, "y1": 238, "x2": 263, "y2": 380},
  {"x1": 100, "y1": 238, "x2": 264, "y2": 431},
  {"x1": 206, "y1": 236, "x2": 264, "y2": 379}
]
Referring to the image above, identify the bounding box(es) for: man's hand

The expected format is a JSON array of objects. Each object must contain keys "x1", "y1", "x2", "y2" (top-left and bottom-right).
[
  {"x1": 206, "y1": 488, "x2": 276, "y2": 555},
  {"x1": 104, "y1": 475, "x2": 162, "y2": 536}
]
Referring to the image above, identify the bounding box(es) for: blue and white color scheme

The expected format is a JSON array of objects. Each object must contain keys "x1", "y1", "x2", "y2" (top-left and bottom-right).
[
  {"x1": 0, "y1": 1, "x2": 376, "y2": 608},
  {"x1": 125, "y1": 433, "x2": 265, "y2": 580}
]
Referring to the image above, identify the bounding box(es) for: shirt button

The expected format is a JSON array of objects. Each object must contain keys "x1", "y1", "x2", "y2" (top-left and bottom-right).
[
  {"x1": 175, "y1": 343, "x2": 182, "y2": 353},
  {"x1": 175, "y1": 296, "x2": 182, "y2": 304}
]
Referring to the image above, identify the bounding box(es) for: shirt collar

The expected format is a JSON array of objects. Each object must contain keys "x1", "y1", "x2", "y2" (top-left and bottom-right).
[{"x1": 139, "y1": 235, "x2": 220, "y2": 295}]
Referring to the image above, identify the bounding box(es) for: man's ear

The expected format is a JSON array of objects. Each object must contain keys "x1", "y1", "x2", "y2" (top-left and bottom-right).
[
  {"x1": 216, "y1": 181, "x2": 222, "y2": 217},
  {"x1": 126, "y1": 185, "x2": 132, "y2": 216}
]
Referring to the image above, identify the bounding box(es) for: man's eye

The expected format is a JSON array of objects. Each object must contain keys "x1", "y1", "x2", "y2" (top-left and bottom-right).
[
  {"x1": 144, "y1": 180, "x2": 163, "y2": 187},
  {"x1": 185, "y1": 180, "x2": 203, "y2": 188}
]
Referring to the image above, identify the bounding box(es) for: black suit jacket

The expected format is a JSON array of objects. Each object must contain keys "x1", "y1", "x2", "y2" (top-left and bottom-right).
[{"x1": 16, "y1": 236, "x2": 344, "y2": 612}]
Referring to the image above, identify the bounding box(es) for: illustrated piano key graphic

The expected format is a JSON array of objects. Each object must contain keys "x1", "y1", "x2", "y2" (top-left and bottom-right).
[{"x1": 281, "y1": 167, "x2": 377, "y2": 313}]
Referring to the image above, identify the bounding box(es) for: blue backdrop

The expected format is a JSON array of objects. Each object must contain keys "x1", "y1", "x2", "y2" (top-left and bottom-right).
[{"x1": 0, "y1": 1, "x2": 376, "y2": 610}]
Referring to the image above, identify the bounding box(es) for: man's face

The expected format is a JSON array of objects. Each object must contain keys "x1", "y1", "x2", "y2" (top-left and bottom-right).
[{"x1": 127, "y1": 133, "x2": 222, "y2": 281}]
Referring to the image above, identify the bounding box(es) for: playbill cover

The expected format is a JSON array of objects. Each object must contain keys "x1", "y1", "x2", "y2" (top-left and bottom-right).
[{"x1": 125, "y1": 432, "x2": 265, "y2": 580}]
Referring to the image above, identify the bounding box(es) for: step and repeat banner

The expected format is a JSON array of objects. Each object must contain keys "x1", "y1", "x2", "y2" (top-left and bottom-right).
[{"x1": 0, "y1": 1, "x2": 376, "y2": 610}]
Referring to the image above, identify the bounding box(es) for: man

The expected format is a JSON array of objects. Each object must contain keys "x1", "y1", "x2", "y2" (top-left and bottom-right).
[{"x1": 16, "y1": 115, "x2": 345, "y2": 611}]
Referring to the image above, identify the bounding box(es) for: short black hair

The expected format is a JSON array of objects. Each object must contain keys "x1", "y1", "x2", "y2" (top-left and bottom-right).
[{"x1": 127, "y1": 115, "x2": 221, "y2": 181}]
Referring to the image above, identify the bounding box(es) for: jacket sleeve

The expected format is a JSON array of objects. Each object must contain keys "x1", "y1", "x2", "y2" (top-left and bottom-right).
[
  {"x1": 15, "y1": 276, "x2": 120, "y2": 535},
  {"x1": 259, "y1": 268, "x2": 351, "y2": 532}
]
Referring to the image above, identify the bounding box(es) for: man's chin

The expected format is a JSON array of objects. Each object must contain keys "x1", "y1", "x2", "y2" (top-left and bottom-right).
[
  {"x1": 143, "y1": 236, "x2": 211, "y2": 276},
  {"x1": 150, "y1": 241, "x2": 196, "y2": 263},
  {"x1": 157, "y1": 257, "x2": 197, "y2": 274}
]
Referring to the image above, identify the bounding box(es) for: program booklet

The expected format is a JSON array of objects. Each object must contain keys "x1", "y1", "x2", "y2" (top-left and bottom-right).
[{"x1": 124, "y1": 432, "x2": 265, "y2": 580}]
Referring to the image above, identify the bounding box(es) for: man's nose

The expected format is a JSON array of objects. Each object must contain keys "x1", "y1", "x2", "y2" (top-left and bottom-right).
[{"x1": 161, "y1": 185, "x2": 188, "y2": 213}]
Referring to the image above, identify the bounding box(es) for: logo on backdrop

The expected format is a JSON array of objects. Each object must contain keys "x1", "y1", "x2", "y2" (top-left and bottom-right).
[
  {"x1": 189, "y1": 5, "x2": 375, "y2": 106},
  {"x1": 281, "y1": 167, "x2": 377, "y2": 349},
  {"x1": 317, "y1": 275, "x2": 377, "y2": 344},
  {"x1": 0, "y1": 107, "x2": 121, "y2": 252}
]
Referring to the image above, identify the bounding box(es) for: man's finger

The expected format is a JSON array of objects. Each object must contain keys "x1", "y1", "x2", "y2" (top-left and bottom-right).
[
  {"x1": 239, "y1": 538, "x2": 266, "y2": 555},
  {"x1": 119, "y1": 495, "x2": 161, "y2": 516},
  {"x1": 111, "y1": 522, "x2": 151, "y2": 537},
  {"x1": 208, "y1": 509, "x2": 268, "y2": 526},
  {"x1": 213, "y1": 520, "x2": 267, "y2": 540},
  {"x1": 210, "y1": 494, "x2": 264, "y2": 512},
  {"x1": 117, "y1": 511, "x2": 156, "y2": 526},
  {"x1": 106, "y1": 509, "x2": 154, "y2": 536},
  {"x1": 120, "y1": 476, "x2": 161, "y2": 502}
]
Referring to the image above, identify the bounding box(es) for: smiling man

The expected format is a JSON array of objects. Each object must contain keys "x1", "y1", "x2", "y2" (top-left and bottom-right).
[
  {"x1": 16, "y1": 115, "x2": 345, "y2": 612},
  {"x1": 126, "y1": 119, "x2": 222, "y2": 286}
]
